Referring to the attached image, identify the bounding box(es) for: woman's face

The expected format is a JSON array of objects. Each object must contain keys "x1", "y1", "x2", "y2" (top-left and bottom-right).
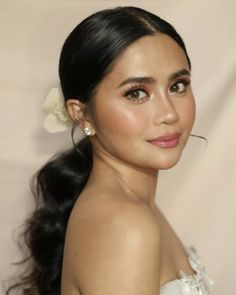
[{"x1": 89, "y1": 33, "x2": 196, "y2": 171}]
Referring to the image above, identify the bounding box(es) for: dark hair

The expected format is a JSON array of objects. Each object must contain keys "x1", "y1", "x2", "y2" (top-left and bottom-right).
[{"x1": 5, "y1": 6, "x2": 191, "y2": 295}]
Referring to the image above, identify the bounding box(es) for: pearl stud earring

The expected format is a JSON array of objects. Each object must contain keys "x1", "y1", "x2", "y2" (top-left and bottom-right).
[{"x1": 84, "y1": 126, "x2": 92, "y2": 136}]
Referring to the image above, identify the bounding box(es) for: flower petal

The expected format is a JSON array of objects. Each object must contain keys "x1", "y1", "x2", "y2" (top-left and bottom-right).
[
  {"x1": 43, "y1": 87, "x2": 64, "y2": 113},
  {"x1": 43, "y1": 113, "x2": 71, "y2": 133}
]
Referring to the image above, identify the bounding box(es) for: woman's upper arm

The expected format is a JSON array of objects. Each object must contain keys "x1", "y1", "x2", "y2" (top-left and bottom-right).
[{"x1": 72, "y1": 202, "x2": 162, "y2": 295}]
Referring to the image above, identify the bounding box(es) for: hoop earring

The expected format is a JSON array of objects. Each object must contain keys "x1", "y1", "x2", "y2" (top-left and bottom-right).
[
  {"x1": 70, "y1": 121, "x2": 92, "y2": 164},
  {"x1": 71, "y1": 119, "x2": 83, "y2": 154}
]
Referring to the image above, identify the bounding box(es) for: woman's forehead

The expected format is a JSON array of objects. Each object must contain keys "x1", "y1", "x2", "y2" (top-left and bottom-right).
[{"x1": 103, "y1": 34, "x2": 190, "y2": 86}]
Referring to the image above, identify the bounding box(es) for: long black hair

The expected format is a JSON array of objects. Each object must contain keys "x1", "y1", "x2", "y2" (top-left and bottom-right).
[{"x1": 5, "y1": 6, "x2": 191, "y2": 295}]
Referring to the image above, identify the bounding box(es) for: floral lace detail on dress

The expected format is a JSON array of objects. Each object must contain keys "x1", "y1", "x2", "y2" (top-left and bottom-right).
[{"x1": 178, "y1": 246, "x2": 215, "y2": 295}]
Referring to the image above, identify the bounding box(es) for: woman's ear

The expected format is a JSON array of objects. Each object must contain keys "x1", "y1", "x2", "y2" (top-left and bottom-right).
[
  {"x1": 66, "y1": 98, "x2": 96, "y2": 135},
  {"x1": 66, "y1": 98, "x2": 87, "y2": 127},
  {"x1": 65, "y1": 99, "x2": 96, "y2": 136}
]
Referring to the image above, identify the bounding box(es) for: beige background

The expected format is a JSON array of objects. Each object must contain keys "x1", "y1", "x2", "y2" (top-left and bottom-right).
[{"x1": 0, "y1": 0, "x2": 235, "y2": 294}]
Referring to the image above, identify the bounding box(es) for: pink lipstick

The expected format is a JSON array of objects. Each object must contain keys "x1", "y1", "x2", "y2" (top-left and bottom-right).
[{"x1": 147, "y1": 133, "x2": 180, "y2": 148}]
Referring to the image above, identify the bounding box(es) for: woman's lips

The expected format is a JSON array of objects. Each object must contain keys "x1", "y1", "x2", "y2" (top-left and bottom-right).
[{"x1": 147, "y1": 133, "x2": 180, "y2": 148}]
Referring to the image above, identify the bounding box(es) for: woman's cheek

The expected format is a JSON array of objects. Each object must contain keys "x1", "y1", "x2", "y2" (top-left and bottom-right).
[
  {"x1": 182, "y1": 97, "x2": 196, "y2": 131},
  {"x1": 96, "y1": 102, "x2": 149, "y2": 137}
]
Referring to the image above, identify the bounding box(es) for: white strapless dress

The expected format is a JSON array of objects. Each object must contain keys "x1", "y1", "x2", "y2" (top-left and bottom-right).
[{"x1": 160, "y1": 246, "x2": 215, "y2": 295}]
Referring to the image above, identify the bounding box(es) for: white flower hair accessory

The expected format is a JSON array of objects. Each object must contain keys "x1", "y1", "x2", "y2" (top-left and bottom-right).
[{"x1": 43, "y1": 86, "x2": 73, "y2": 133}]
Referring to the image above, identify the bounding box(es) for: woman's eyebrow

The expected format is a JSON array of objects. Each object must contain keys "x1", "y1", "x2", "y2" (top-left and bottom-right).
[
  {"x1": 169, "y1": 68, "x2": 191, "y2": 80},
  {"x1": 117, "y1": 76, "x2": 156, "y2": 88},
  {"x1": 116, "y1": 68, "x2": 191, "y2": 88}
]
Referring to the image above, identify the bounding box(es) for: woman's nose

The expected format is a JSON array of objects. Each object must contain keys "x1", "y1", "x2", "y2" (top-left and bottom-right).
[{"x1": 153, "y1": 95, "x2": 179, "y2": 125}]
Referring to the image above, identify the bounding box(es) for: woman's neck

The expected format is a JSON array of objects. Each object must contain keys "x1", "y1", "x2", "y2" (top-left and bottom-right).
[{"x1": 86, "y1": 150, "x2": 159, "y2": 208}]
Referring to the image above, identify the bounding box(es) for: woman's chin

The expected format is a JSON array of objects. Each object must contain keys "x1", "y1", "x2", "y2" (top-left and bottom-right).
[
  {"x1": 150, "y1": 153, "x2": 182, "y2": 170},
  {"x1": 158, "y1": 160, "x2": 179, "y2": 170}
]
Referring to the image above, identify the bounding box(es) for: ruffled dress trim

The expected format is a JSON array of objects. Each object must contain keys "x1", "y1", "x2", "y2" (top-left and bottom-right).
[{"x1": 177, "y1": 246, "x2": 215, "y2": 295}]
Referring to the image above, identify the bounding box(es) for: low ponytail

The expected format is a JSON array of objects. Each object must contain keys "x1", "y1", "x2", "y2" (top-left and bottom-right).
[
  {"x1": 5, "y1": 6, "x2": 192, "y2": 295},
  {"x1": 6, "y1": 136, "x2": 92, "y2": 295}
]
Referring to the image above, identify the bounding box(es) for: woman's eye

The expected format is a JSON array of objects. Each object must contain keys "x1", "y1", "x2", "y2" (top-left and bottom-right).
[
  {"x1": 170, "y1": 80, "x2": 190, "y2": 93},
  {"x1": 125, "y1": 88, "x2": 148, "y2": 102}
]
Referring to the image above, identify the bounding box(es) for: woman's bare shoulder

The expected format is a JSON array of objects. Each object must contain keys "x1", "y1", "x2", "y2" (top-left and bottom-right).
[
  {"x1": 69, "y1": 190, "x2": 161, "y2": 235},
  {"x1": 62, "y1": 192, "x2": 162, "y2": 295}
]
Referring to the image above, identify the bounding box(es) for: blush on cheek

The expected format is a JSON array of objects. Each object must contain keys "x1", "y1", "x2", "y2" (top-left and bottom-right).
[
  {"x1": 111, "y1": 110, "x2": 141, "y2": 134},
  {"x1": 184, "y1": 100, "x2": 196, "y2": 131},
  {"x1": 189, "y1": 100, "x2": 196, "y2": 120},
  {"x1": 96, "y1": 102, "x2": 145, "y2": 137}
]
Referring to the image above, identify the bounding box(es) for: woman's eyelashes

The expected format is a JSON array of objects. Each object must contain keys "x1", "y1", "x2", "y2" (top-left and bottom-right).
[
  {"x1": 124, "y1": 84, "x2": 149, "y2": 103},
  {"x1": 122, "y1": 78, "x2": 191, "y2": 103},
  {"x1": 169, "y1": 79, "x2": 191, "y2": 94}
]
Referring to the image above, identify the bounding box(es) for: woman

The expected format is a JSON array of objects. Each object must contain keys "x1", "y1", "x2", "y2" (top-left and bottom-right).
[{"x1": 6, "y1": 6, "x2": 214, "y2": 295}]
